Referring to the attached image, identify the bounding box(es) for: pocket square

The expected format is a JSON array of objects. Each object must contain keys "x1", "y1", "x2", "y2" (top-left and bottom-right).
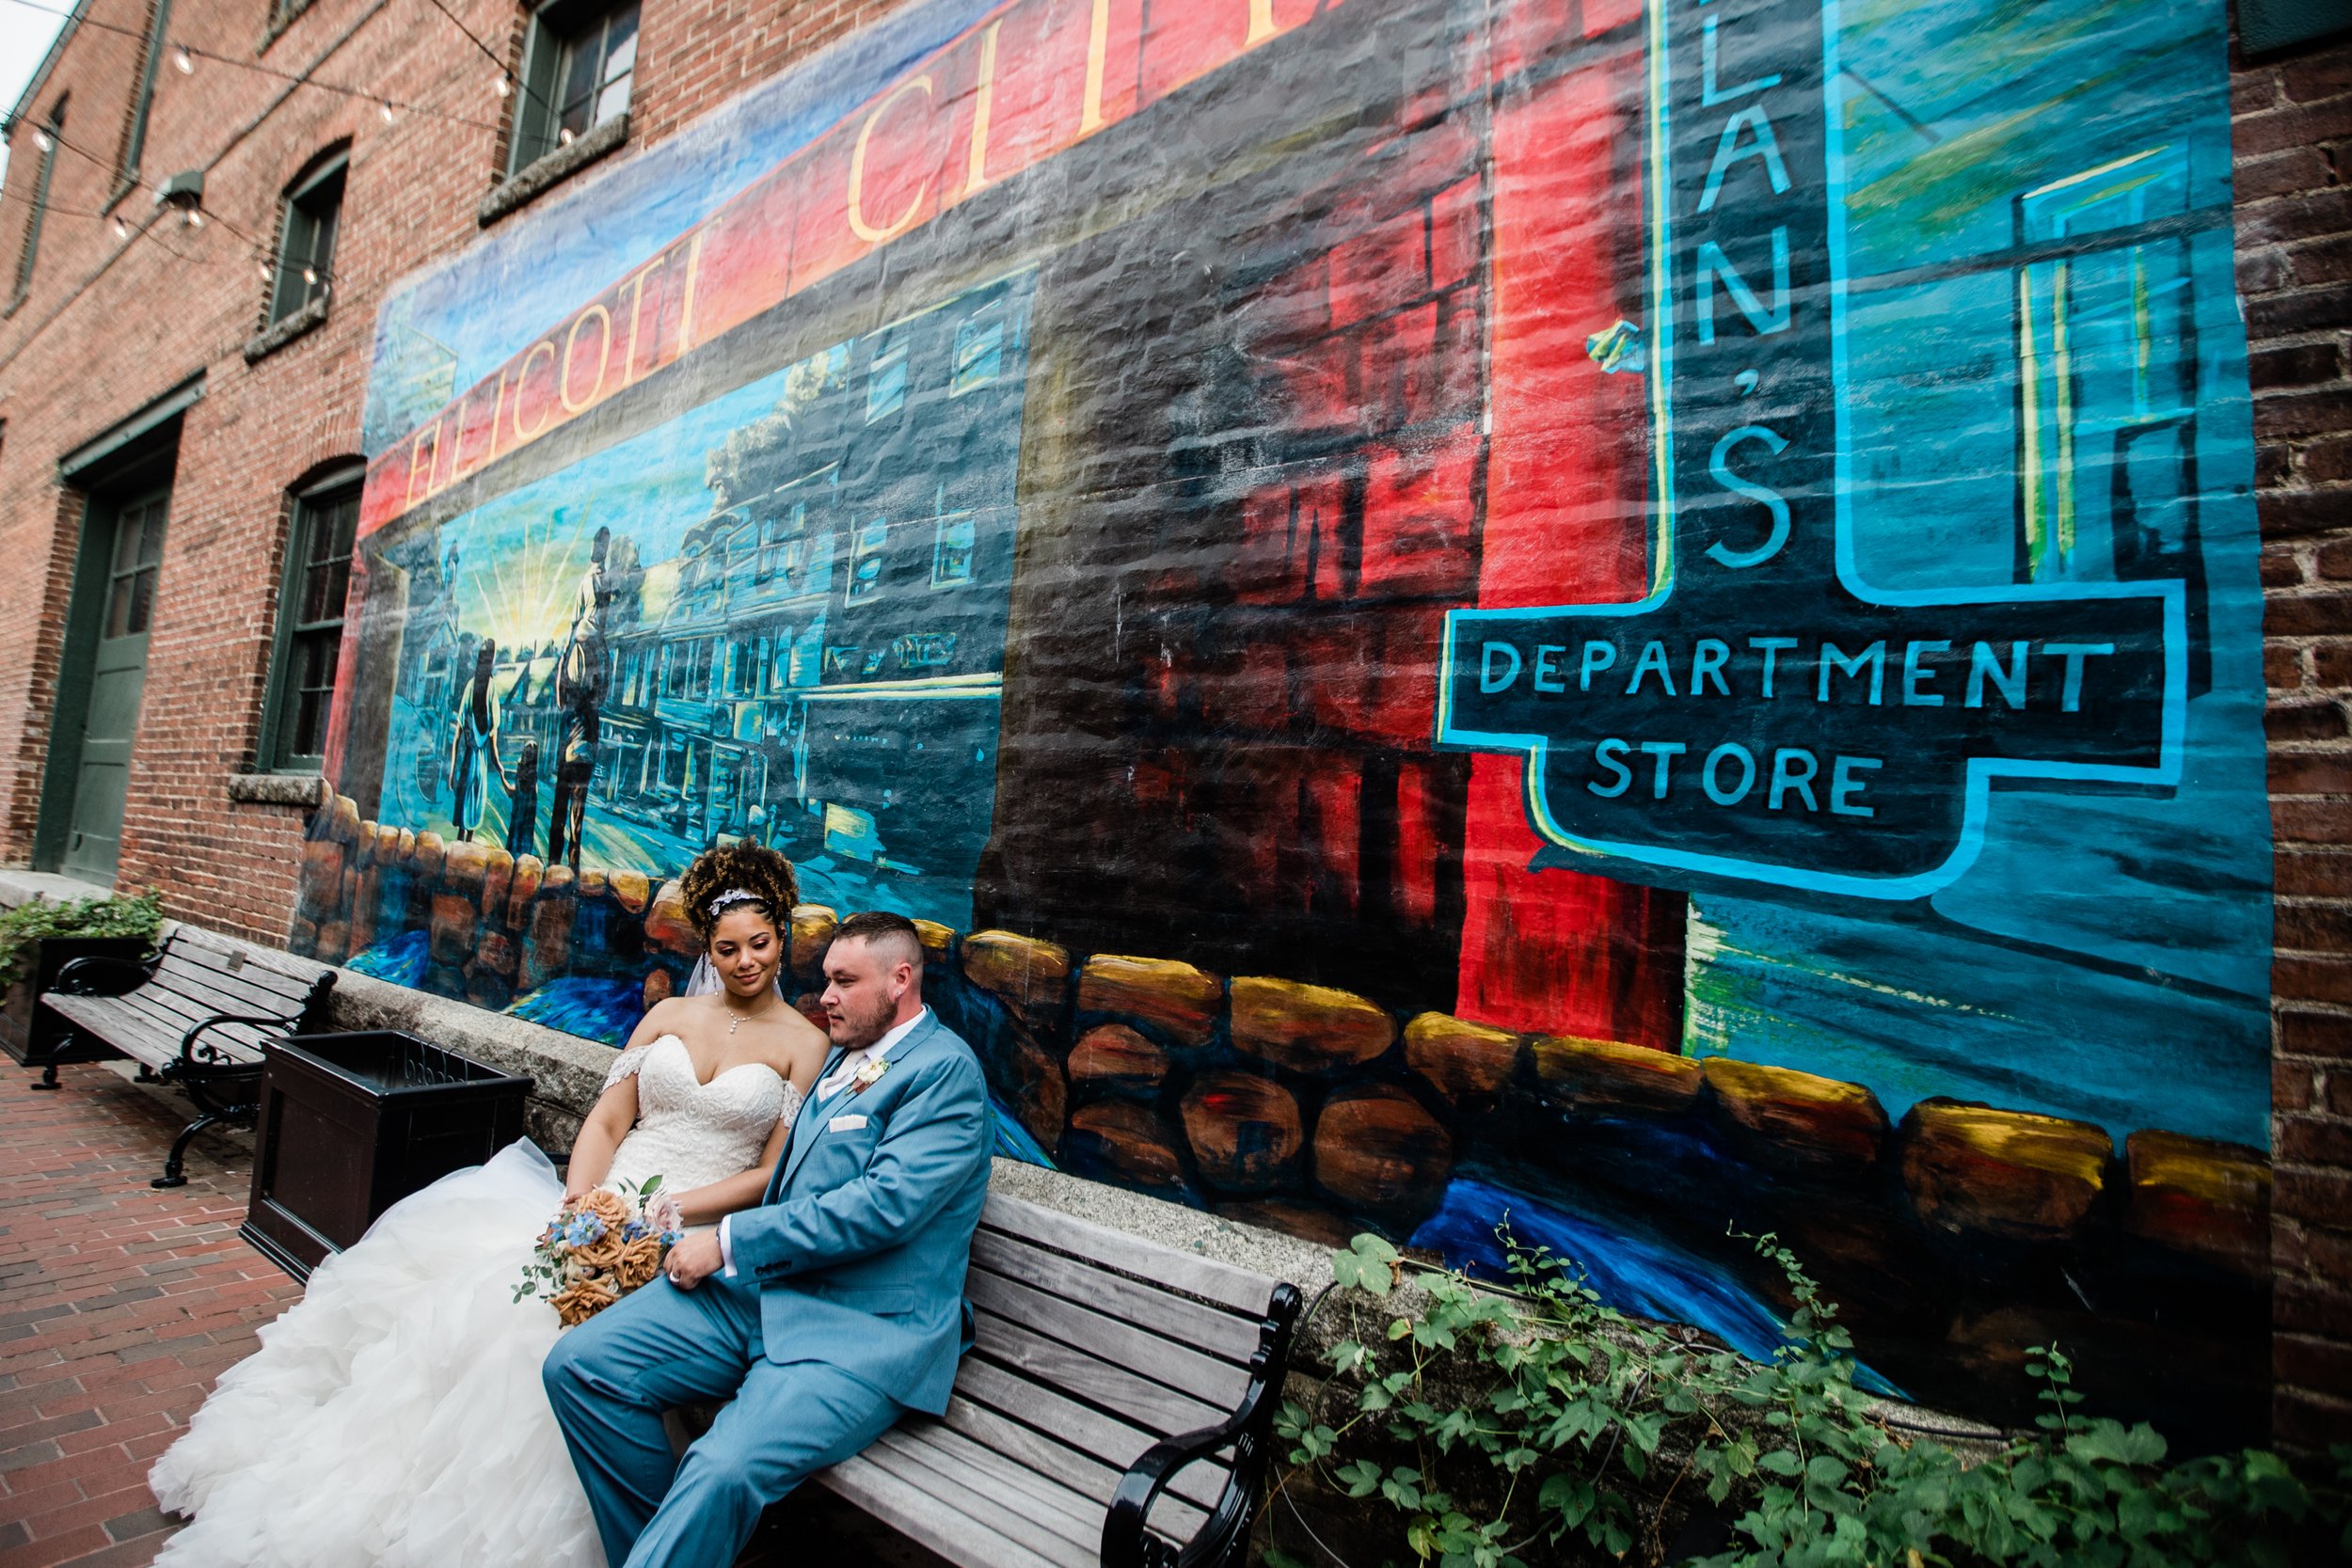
[{"x1": 827, "y1": 1114, "x2": 868, "y2": 1132}]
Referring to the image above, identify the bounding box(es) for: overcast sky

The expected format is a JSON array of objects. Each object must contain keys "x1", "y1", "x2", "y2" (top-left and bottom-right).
[{"x1": 1, "y1": 0, "x2": 74, "y2": 182}]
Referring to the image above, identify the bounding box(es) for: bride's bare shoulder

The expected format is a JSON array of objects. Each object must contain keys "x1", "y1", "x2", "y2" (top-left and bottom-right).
[{"x1": 629, "y1": 993, "x2": 706, "y2": 1047}]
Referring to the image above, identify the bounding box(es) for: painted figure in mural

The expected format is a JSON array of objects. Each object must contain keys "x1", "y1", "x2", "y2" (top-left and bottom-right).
[
  {"x1": 146, "y1": 844, "x2": 827, "y2": 1568},
  {"x1": 547, "y1": 910, "x2": 991, "y2": 1568},
  {"x1": 508, "y1": 737, "x2": 542, "y2": 860},
  {"x1": 560, "y1": 526, "x2": 615, "y2": 707},
  {"x1": 449, "y1": 639, "x2": 503, "y2": 843},
  {"x1": 547, "y1": 691, "x2": 599, "y2": 874}
]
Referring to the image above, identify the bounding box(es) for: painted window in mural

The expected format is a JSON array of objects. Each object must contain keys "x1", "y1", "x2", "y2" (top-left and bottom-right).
[{"x1": 310, "y1": 0, "x2": 2269, "y2": 1444}]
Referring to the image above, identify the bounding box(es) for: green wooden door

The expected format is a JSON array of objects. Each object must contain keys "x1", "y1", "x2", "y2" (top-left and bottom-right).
[{"x1": 61, "y1": 488, "x2": 168, "y2": 884}]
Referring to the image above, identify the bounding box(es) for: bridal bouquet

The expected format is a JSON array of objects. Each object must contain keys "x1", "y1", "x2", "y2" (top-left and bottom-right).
[{"x1": 516, "y1": 1176, "x2": 686, "y2": 1326}]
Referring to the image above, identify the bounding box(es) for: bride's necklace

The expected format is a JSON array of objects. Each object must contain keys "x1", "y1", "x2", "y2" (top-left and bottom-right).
[{"x1": 723, "y1": 994, "x2": 774, "y2": 1036}]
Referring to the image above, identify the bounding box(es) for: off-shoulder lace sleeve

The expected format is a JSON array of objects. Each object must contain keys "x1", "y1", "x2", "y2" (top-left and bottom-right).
[{"x1": 603, "y1": 1042, "x2": 658, "y2": 1092}]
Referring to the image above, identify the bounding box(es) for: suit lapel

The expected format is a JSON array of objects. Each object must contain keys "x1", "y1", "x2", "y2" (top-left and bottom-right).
[
  {"x1": 773, "y1": 1016, "x2": 936, "y2": 1197},
  {"x1": 767, "y1": 1045, "x2": 843, "y2": 1202}
]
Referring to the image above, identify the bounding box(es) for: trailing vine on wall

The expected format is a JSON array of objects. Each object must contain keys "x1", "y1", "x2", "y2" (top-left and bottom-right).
[{"x1": 1271, "y1": 1232, "x2": 2352, "y2": 1568}]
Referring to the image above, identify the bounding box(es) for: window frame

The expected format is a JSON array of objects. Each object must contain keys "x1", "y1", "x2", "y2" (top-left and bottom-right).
[
  {"x1": 114, "y1": 0, "x2": 172, "y2": 198},
  {"x1": 266, "y1": 150, "x2": 346, "y2": 328},
  {"x1": 10, "y1": 98, "x2": 65, "y2": 311},
  {"x1": 508, "y1": 0, "x2": 641, "y2": 175},
  {"x1": 258, "y1": 466, "x2": 363, "y2": 774}
]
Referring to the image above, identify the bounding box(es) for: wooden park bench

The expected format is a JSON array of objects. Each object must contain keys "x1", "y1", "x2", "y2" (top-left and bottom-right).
[
  {"x1": 712, "y1": 1191, "x2": 1303, "y2": 1568},
  {"x1": 33, "y1": 926, "x2": 337, "y2": 1189}
]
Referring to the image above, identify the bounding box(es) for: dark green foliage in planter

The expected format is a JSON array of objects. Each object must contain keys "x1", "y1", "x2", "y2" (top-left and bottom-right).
[
  {"x1": 1274, "y1": 1232, "x2": 2352, "y2": 1568},
  {"x1": 0, "y1": 891, "x2": 163, "y2": 990}
]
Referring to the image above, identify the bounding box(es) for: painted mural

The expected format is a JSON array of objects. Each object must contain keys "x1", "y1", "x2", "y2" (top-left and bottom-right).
[{"x1": 308, "y1": 0, "x2": 2271, "y2": 1440}]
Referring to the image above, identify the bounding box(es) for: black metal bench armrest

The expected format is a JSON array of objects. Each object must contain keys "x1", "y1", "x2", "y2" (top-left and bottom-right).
[
  {"x1": 1103, "y1": 1283, "x2": 1302, "y2": 1568},
  {"x1": 178, "y1": 1012, "x2": 295, "y2": 1072},
  {"x1": 50, "y1": 939, "x2": 168, "y2": 998}
]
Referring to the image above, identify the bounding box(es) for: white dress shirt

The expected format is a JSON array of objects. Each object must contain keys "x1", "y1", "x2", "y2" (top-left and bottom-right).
[{"x1": 718, "y1": 1006, "x2": 929, "y2": 1277}]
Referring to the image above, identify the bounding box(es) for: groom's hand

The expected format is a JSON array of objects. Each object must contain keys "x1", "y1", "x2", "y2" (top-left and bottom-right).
[{"x1": 664, "y1": 1230, "x2": 723, "y2": 1291}]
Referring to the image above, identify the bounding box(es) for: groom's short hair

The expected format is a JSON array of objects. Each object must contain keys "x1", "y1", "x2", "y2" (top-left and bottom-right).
[{"x1": 834, "y1": 911, "x2": 924, "y2": 974}]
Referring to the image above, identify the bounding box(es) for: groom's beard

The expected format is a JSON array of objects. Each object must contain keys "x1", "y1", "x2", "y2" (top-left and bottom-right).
[{"x1": 827, "y1": 990, "x2": 895, "y2": 1052}]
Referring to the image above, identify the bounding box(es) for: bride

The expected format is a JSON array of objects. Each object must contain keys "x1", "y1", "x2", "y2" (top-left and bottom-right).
[{"x1": 148, "y1": 843, "x2": 829, "y2": 1567}]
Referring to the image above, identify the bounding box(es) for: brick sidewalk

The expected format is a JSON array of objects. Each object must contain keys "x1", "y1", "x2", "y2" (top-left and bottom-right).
[{"x1": 0, "y1": 1065, "x2": 298, "y2": 1568}]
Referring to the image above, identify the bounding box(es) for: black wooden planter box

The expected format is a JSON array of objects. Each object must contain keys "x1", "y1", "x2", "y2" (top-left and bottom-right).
[
  {"x1": 243, "y1": 1031, "x2": 533, "y2": 1280},
  {"x1": 2, "y1": 935, "x2": 152, "y2": 1069}
]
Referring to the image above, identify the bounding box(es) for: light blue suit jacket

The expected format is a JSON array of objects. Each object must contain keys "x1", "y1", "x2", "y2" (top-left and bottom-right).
[{"x1": 725, "y1": 1010, "x2": 991, "y2": 1415}]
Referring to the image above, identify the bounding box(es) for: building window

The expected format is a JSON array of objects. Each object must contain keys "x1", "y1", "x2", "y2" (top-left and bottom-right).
[
  {"x1": 951, "y1": 312, "x2": 1005, "y2": 395},
  {"x1": 268, "y1": 152, "x2": 345, "y2": 325},
  {"x1": 10, "y1": 99, "x2": 64, "y2": 309},
  {"x1": 866, "y1": 347, "x2": 908, "y2": 423},
  {"x1": 262, "y1": 473, "x2": 360, "y2": 770},
  {"x1": 115, "y1": 0, "x2": 172, "y2": 194},
  {"x1": 848, "y1": 518, "x2": 890, "y2": 603},
  {"x1": 511, "y1": 0, "x2": 640, "y2": 172}
]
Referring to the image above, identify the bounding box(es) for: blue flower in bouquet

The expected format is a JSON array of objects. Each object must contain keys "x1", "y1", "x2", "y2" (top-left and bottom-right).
[{"x1": 562, "y1": 1212, "x2": 608, "y2": 1247}]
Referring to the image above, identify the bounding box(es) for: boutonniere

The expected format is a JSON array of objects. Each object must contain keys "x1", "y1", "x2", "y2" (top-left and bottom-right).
[{"x1": 850, "y1": 1055, "x2": 891, "y2": 1094}]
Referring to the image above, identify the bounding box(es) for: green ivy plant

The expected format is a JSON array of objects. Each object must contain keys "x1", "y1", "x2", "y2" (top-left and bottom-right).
[
  {"x1": 1273, "y1": 1230, "x2": 2351, "y2": 1568},
  {"x1": 0, "y1": 891, "x2": 163, "y2": 990}
]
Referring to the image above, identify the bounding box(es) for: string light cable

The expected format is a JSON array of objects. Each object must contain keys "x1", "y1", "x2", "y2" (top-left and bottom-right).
[
  {"x1": 0, "y1": 0, "x2": 501, "y2": 132},
  {"x1": 0, "y1": 0, "x2": 468, "y2": 376}
]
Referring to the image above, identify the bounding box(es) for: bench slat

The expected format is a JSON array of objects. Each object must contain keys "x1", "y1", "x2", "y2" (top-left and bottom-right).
[
  {"x1": 144, "y1": 960, "x2": 305, "y2": 1022},
  {"x1": 951, "y1": 1361, "x2": 1169, "y2": 1467},
  {"x1": 164, "y1": 930, "x2": 332, "y2": 993},
  {"x1": 873, "y1": 1426, "x2": 1108, "y2": 1550},
  {"x1": 937, "y1": 1394, "x2": 1228, "y2": 1519},
  {"x1": 906, "y1": 1411, "x2": 1215, "y2": 1543},
  {"x1": 42, "y1": 997, "x2": 183, "y2": 1068},
  {"x1": 819, "y1": 1456, "x2": 1069, "y2": 1568},
  {"x1": 970, "y1": 1314, "x2": 1228, "y2": 1438},
  {"x1": 970, "y1": 1228, "x2": 1264, "y2": 1364},
  {"x1": 980, "y1": 1194, "x2": 1277, "y2": 1318},
  {"x1": 968, "y1": 1270, "x2": 1246, "y2": 1407},
  {"x1": 110, "y1": 991, "x2": 270, "y2": 1062},
  {"x1": 77, "y1": 957, "x2": 273, "y2": 1036},
  {"x1": 835, "y1": 1445, "x2": 1100, "y2": 1568},
  {"x1": 155, "y1": 950, "x2": 320, "y2": 1016},
  {"x1": 46, "y1": 993, "x2": 187, "y2": 1056}
]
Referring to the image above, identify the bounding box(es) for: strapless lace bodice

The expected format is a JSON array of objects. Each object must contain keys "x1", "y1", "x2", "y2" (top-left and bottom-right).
[{"x1": 602, "y1": 1036, "x2": 800, "y2": 1196}]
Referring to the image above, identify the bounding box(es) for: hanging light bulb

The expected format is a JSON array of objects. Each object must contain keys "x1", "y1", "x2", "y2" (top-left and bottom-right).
[
  {"x1": 493, "y1": 72, "x2": 512, "y2": 98},
  {"x1": 172, "y1": 43, "x2": 194, "y2": 74},
  {"x1": 111, "y1": 214, "x2": 130, "y2": 241},
  {"x1": 32, "y1": 128, "x2": 52, "y2": 151},
  {"x1": 380, "y1": 99, "x2": 395, "y2": 124},
  {"x1": 184, "y1": 208, "x2": 204, "y2": 229},
  {"x1": 558, "y1": 126, "x2": 575, "y2": 146},
  {"x1": 258, "y1": 261, "x2": 273, "y2": 282},
  {"x1": 302, "y1": 265, "x2": 317, "y2": 285}
]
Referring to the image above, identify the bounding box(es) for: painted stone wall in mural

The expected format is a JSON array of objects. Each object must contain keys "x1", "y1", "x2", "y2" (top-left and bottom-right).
[{"x1": 307, "y1": 0, "x2": 2270, "y2": 1440}]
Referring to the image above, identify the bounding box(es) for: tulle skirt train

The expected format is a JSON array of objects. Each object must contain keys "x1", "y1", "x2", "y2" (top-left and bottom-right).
[{"x1": 148, "y1": 1140, "x2": 603, "y2": 1568}]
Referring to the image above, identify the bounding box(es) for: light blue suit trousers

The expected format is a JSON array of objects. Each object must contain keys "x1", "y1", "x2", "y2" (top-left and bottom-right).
[{"x1": 543, "y1": 1269, "x2": 902, "y2": 1568}]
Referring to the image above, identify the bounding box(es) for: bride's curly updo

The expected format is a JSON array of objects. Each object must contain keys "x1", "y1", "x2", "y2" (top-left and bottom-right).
[{"x1": 678, "y1": 842, "x2": 800, "y2": 944}]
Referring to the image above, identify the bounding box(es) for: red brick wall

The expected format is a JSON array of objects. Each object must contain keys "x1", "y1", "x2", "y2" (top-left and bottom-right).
[{"x1": 2235, "y1": 25, "x2": 2352, "y2": 1449}]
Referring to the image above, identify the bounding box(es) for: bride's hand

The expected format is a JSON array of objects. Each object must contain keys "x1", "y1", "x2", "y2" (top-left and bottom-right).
[{"x1": 560, "y1": 1178, "x2": 593, "y2": 1209}]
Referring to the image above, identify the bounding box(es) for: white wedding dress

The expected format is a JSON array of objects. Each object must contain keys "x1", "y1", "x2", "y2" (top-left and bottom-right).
[{"x1": 148, "y1": 1036, "x2": 802, "y2": 1568}]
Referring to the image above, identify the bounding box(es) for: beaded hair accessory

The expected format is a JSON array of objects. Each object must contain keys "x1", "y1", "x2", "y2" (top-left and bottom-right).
[{"x1": 707, "y1": 888, "x2": 767, "y2": 918}]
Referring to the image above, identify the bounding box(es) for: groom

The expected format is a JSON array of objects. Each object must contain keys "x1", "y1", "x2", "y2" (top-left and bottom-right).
[{"x1": 546, "y1": 911, "x2": 992, "y2": 1568}]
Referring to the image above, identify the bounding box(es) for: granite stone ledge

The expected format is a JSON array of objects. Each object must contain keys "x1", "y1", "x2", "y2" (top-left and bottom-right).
[
  {"x1": 226, "y1": 772, "x2": 332, "y2": 807},
  {"x1": 479, "y1": 114, "x2": 629, "y2": 227},
  {"x1": 242, "y1": 294, "x2": 330, "y2": 365}
]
